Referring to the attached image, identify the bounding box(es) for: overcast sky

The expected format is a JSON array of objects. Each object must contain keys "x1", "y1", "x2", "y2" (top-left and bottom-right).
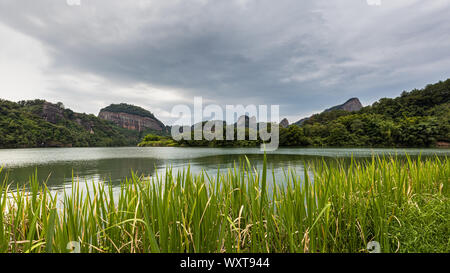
[{"x1": 0, "y1": 0, "x2": 449, "y2": 125}]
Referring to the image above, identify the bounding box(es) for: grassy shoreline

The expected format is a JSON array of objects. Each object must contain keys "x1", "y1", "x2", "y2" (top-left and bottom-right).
[{"x1": 0, "y1": 155, "x2": 448, "y2": 253}]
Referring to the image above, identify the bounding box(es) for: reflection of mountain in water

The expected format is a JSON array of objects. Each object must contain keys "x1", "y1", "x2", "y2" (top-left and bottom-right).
[
  {"x1": 2, "y1": 153, "x2": 334, "y2": 189},
  {"x1": 1, "y1": 149, "x2": 446, "y2": 191},
  {"x1": 2, "y1": 157, "x2": 165, "y2": 188}
]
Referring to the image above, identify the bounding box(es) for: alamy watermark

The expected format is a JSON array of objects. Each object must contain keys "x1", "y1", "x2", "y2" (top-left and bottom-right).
[
  {"x1": 66, "y1": 241, "x2": 81, "y2": 253},
  {"x1": 66, "y1": 0, "x2": 81, "y2": 6},
  {"x1": 170, "y1": 97, "x2": 280, "y2": 151},
  {"x1": 367, "y1": 241, "x2": 381, "y2": 253},
  {"x1": 366, "y1": 0, "x2": 381, "y2": 6},
  {"x1": 67, "y1": 1, "x2": 380, "y2": 7}
]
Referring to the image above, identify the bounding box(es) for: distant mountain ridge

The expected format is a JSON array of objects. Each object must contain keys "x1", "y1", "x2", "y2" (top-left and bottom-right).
[{"x1": 294, "y1": 97, "x2": 363, "y2": 126}]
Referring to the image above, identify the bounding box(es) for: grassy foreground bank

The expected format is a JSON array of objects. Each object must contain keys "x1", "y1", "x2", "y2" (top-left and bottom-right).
[{"x1": 0, "y1": 156, "x2": 448, "y2": 253}]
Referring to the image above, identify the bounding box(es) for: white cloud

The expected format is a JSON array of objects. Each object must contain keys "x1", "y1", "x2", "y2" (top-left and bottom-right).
[{"x1": 0, "y1": 23, "x2": 50, "y2": 101}]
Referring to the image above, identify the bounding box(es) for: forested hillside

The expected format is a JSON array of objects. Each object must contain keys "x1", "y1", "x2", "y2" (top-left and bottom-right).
[
  {"x1": 281, "y1": 79, "x2": 450, "y2": 147},
  {"x1": 0, "y1": 99, "x2": 139, "y2": 148}
]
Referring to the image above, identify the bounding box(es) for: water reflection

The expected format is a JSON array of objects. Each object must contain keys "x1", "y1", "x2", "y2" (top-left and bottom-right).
[{"x1": 0, "y1": 147, "x2": 448, "y2": 191}]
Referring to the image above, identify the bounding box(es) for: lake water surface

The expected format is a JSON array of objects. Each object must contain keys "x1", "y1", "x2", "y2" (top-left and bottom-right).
[{"x1": 0, "y1": 147, "x2": 448, "y2": 191}]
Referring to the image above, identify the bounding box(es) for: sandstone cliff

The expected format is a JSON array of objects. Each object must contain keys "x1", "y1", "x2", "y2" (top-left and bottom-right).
[
  {"x1": 98, "y1": 103, "x2": 165, "y2": 132},
  {"x1": 41, "y1": 102, "x2": 64, "y2": 123}
]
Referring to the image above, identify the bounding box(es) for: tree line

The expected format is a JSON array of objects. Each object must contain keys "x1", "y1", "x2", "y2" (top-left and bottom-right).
[{"x1": 140, "y1": 79, "x2": 450, "y2": 148}]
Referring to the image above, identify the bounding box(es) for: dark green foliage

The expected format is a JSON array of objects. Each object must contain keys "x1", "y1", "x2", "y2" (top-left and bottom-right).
[
  {"x1": 0, "y1": 99, "x2": 139, "y2": 148},
  {"x1": 138, "y1": 134, "x2": 177, "y2": 147},
  {"x1": 279, "y1": 125, "x2": 311, "y2": 146},
  {"x1": 297, "y1": 79, "x2": 450, "y2": 147},
  {"x1": 363, "y1": 79, "x2": 450, "y2": 117},
  {"x1": 302, "y1": 109, "x2": 351, "y2": 126},
  {"x1": 142, "y1": 134, "x2": 162, "y2": 142}
]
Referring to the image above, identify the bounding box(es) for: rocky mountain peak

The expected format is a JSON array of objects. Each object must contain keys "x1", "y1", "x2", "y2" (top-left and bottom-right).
[
  {"x1": 293, "y1": 98, "x2": 363, "y2": 126},
  {"x1": 280, "y1": 118, "x2": 289, "y2": 128},
  {"x1": 325, "y1": 97, "x2": 363, "y2": 112}
]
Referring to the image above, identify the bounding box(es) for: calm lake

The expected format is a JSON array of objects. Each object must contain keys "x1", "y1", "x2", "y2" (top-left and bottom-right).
[{"x1": 0, "y1": 147, "x2": 449, "y2": 191}]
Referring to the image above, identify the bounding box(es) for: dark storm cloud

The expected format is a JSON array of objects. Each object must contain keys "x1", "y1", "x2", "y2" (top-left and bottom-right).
[{"x1": 0, "y1": 0, "x2": 449, "y2": 124}]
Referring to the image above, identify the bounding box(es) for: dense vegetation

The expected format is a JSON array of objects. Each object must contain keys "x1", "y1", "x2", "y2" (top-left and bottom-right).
[
  {"x1": 137, "y1": 134, "x2": 177, "y2": 147},
  {"x1": 141, "y1": 79, "x2": 450, "y2": 148},
  {"x1": 291, "y1": 79, "x2": 450, "y2": 147},
  {"x1": 0, "y1": 99, "x2": 140, "y2": 148},
  {"x1": 139, "y1": 128, "x2": 265, "y2": 148},
  {"x1": 1, "y1": 155, "x2": 448, "y2": 253}
]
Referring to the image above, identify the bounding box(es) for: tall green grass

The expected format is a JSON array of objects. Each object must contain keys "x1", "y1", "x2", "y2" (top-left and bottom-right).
[{"x1": 0, "y1": 155, "x2": 448, "y2": 253}]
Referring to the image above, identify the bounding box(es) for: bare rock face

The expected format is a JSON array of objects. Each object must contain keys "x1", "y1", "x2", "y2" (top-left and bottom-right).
[
  {"x1": 294, "y1": 98, "x2": 363, "y2": 126},
  {"x1": 325, "y1": 98, "x2": 363, "y2": 112},
  {"x1": 98, "y1": 103, "x2": 165, "y2": 132},
  {"x1": 280, "y1": 118, "x2": 289, "y2": 128},
  {"x1": 41, "y1": 102, "x2": 97, "y2": 132},
  {"x1": 98, "y1": 111, "x2": 164, "y2": 132},
  {"x1": 41, "y1": 102, "x2": 64, "y2": 123}
]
